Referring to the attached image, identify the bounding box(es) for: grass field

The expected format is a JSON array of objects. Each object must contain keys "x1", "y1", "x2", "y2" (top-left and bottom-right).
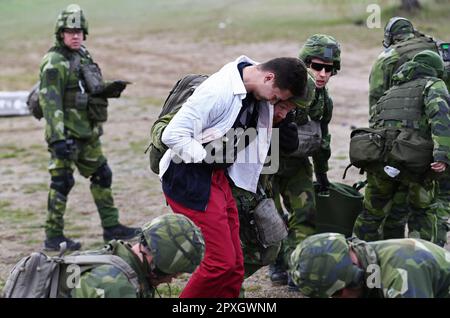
[{"x1": 1, "y1": 0, "x2": 450, "y2": 297}]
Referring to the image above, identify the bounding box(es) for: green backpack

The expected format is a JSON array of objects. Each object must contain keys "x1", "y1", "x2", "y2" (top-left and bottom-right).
[
  {"x1": 2, "y1": 248, "x2": 139, "y2": 298},
  {"x1": 147, "y1": 74, "x2": 209, "y2": 174}
]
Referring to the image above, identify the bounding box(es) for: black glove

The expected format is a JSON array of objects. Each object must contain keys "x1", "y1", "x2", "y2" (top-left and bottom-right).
[
  {"x1": 50, "y1": 140, "x2": 72, "y2": 160},
  {"x1": 278, "y1": 114, "x2": 299, "y2": 154},
  {"x1": 95, "y1": 80, "x2": 131, "y2": 98},
  {"x1": 315, "y1": 172, "x2": 330, "y2": 197}
]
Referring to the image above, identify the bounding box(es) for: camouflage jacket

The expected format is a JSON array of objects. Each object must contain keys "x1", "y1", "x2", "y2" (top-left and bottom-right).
[
  {"x1": 39, "y1": 42, "x2": 103, "y2": 145},
  {"x1": 357, "y1": 238, "x2": 450, "y2": 298},
  {"x1": 369, "y1": 34, "x2": 450, "y2": 114},
  {"x1": 370, "y1": 61, "x2": 450, "y2": 165},
  {"x1": 71, "y1": 240, "x2": 154, "y2": 298}
]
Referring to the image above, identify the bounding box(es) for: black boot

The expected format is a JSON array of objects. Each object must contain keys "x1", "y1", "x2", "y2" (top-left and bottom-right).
[
  {"x1": 44, "y1": 235, "x2": 81, "y2": 251},
  {"x1": 103, "y1": 223, "x2": 140, "y2": 241},
  {"x1": 287, "y1": 274, "x2": 300, "y2": 292},
  {"x1": 268, "y1": 263, "x2": 288, "y2": 285}
]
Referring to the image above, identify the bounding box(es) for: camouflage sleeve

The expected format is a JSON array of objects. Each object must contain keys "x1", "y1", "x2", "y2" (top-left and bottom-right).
[
  {"x1": 311, "y1": 90, "x2": 333, "y2": 174},
  {"x1": 39, "y1": 52, "x2": 69, "y2": 145},
  {"x1": 368, "y1": 50, "x2": 399, "y2": 113},
  {"x1": 71, "y1": 265, "x2": 138, "y2": 298},
  {"x1": 423, "y1": 80, "x2": 450, "y2": 165},
  {"x1": 151, "y1": 113, "x2": 176, "y2": 152}
]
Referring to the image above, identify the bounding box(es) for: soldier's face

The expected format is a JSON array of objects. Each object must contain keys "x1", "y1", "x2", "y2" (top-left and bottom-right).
[
  {"x1": 273, "y1": 100, "x2": 296, "y2": 125},
  {"x1": 62, "y1": 29, "x2": 83, "y2": 50},
  {"x1": 253, "y1": 72, "x2": 293, "y2": 104},
  {"x1": 309, "y1": 58, "x2": 333, "y2": 88}
]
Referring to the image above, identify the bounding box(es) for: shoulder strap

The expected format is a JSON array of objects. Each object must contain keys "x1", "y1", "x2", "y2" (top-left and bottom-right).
[{"x1": 62, "y1": 254, "x2": 140, "y2": 292}]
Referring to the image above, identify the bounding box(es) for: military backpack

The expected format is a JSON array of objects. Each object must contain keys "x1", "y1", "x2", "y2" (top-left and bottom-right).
[
  {"x1": 147, "y1": 74, "x2": 209, "y2": 174},
  {"x1": 2, "y1": 246, "x2": 139, "y2": 298}
]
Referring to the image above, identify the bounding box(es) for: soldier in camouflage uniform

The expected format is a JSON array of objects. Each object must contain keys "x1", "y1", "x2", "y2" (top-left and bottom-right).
[
  {"x1": 289, "y1": 232, "x2": 450, "y2": 298},
  {"x1": 353, "y1": 50, "x2": 450, "y2": 246},
  {"x1": 369, "y1": 17, "x2": 450, "y2": 240},
  {"x1": 39, "y1": 4, "x2": 138, "y2": 251},
  {"x1": 232, "y1": 100, "x2": 298, "y2": 282},
  {"x1": 71, "y1": 214, "x2": 205, "y2": 298},
  {"x1": 269, "y1": 34, "x2": 341, "y2": 287}
]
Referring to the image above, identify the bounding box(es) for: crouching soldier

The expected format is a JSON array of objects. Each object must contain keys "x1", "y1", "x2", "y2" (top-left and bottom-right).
[{"x1": 289, "y1": 232, "x2": 450, "y2": 298}]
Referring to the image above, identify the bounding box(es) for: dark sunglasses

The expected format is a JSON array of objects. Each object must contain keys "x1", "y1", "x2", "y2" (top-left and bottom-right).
[{"x1": 310, "y1": 62, "x2": 333, "y2": 73}]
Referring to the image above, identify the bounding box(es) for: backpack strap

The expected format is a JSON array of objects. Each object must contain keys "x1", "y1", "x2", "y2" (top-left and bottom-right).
[{"x1": 62, "y1": 255, "x2": 140, "y2": 293}]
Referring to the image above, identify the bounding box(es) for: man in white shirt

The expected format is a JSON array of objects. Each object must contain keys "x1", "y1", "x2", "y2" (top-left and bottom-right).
[{"x1": 160, "y1": 56, "x2": 307, "y2": 298}]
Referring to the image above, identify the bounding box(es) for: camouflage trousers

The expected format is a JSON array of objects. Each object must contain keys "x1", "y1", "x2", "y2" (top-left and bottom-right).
[
  {"x1": 353, "y1": 171, "x2": 444, "y2": 245},
  {"x1": 46, "y1": 137, "x2": 119, "y2": 238},
  {"x1": 382, "y1": 173, "x2": 450, "y2": 245},
  {"x1": 272, "y1": 158, "x2": 317, "y2": 266}
]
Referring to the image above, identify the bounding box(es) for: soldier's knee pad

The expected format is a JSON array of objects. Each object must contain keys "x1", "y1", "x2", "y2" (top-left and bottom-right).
[
  {"x1": 91, "y1": 163, "x2": 112, "y2": 188},
  {"x1": 50, "y1": 172, "x2": 74, "y2": 196}
]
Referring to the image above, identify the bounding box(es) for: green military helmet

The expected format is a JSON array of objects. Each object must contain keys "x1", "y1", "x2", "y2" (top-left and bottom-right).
[
  {"x1": 289, "y1": 233, "x2": 364, "y2": 298},
  {"x1": 383, "y1": 17, "x2": 414, "y2": 48},
  {"x1": 299, "y1": 34, "x2": 341, "y2": 75},
  {"x1": 141, "y1": 213, "x2": 205, "y2": 274},
  {"x1": 412, "y1": 49, "x2": 445, "y2": 78},
  {"x1": 55, "y1": 4, "x2": 89, "y2": 39}
]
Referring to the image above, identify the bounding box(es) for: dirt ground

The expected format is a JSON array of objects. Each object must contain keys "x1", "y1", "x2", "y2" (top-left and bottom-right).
[{"x1": 1, "y1": 34, "x2": 443, "y2": 298}]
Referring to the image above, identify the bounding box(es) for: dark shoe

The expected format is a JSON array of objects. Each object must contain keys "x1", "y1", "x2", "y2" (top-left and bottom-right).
[
  {"x1": 44, "y1": 235, "x2": 81, "y2": 251},
  {"x1": 268, "y1": 264, "x2": 288, "y2": 286},
  {"x1": 287, "y1": 274, "x2": 300, "y2": 292},
  {"x1": 103, "y1": 223, "x2": 140, "y2": 241}
]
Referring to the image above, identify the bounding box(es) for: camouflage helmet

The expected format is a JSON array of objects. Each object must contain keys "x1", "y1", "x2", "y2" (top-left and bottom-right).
[
  {"x1": 413, "y1": 49, "x2": 445, "y2": 78},
  {"x1": 299, "y1": 34, "x2": 341, "y2": 75},
  {"x1": 141, "y1": 214, "x2": 205, "y2": 274},
  {"x1": 288, "y1": 233, "x2": 364, "y2": 298},
  {"x1": 383, "y1": 17, "x2": 414, "y2": 48},
  {"x1": 54, "y1": 4, "x2": 89, "y2": 39}
]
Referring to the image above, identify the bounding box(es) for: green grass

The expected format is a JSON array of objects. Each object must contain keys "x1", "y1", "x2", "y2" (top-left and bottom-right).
[
  {"x1": 23, "y1": 182, "x2": 49, "y2": 194},
  {"x1": 0, "y1": 144, "x2": 27, "y2": 159},
  {"x1": 155, "y1": 283, "x2": 183, "y2": 298},
  {"x1": 0, "y1": 206, "x2": 38, "y2": 224}
]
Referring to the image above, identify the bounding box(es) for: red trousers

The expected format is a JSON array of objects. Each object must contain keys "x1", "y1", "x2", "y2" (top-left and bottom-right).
[{"x1": 164, "y1": 170, "x2": 244, "y2": 298}]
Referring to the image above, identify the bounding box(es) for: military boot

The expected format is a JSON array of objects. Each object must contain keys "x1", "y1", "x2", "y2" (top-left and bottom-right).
[
  {"x1": 44, "y1": 235, "x2": 81, "y2": 251},
  {"x1": 287, "y1": 274, "x2": 300, "y2": 292},
  {"x1": 268, "y1": 264, "x2": 288, "y2": 285},
  {"x1": 103, "y1": 223, "x2": 140, "y2": 242}
]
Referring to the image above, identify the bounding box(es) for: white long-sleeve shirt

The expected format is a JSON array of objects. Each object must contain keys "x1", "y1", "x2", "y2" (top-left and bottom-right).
[{"x1": 160, "y1": 55, "x2": 273, "y2": 193}]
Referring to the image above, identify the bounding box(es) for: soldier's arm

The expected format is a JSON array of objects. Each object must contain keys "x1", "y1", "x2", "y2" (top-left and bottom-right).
[
  {"x1": 72, "y1": 265, "x2": 138, "y2": 298},
  {"x1": 312, "y1": 92, "x2": 333, "y2": 174},
  {"x1": 424, "y1": 80, "x2": 450, "y2": 165},
  {"x1": 39, "y1": 52, "x2": 68, "y2": 145},
  {"x1": 151, "y1": 113, "x2": 176, "y2": 152}
]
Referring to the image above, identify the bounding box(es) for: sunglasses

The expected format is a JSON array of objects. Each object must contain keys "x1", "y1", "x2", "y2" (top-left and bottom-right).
[{"x1": 310, "y1": 62, "x2": 334, "y2": 73}]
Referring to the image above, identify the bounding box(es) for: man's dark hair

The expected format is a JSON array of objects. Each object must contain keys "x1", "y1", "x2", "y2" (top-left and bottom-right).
[{"x1": 259, "y1": 57, "x2": 307, "y2": 98}]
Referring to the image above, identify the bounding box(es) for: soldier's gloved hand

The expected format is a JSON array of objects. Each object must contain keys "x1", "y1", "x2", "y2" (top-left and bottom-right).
[
  {"x1": 50, "y1": 140, "x2": 71, "y2": 160},
  {"x1": 278, "y1": 114, "x2": 299, "y2": 153},
  {"x1": 315, "y1": 172, "x2": 330, "y2": 197}
]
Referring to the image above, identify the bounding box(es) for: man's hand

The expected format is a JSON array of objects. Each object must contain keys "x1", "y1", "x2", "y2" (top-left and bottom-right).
[
  {"x1": 431, "y1": 161, "x2": 447, "y2": 173},
  {"x1": 278, "y1": 113, "x2": 299, "y2": 153},
  {"x1": 315, "y1": 172, "x2": 330, "y2": 197},
  {"x1": 95, "y1": 80, "x2": 131, "y2": 98}
]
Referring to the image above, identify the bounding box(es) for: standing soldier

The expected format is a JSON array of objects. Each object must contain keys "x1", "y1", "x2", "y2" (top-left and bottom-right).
[
  {"x1": 353, "y1": 50, "x2": 450, "y2": 246},
  {"x1": 369, "y1": 17, "x2": 450, "y2": 240},
  {"x1": 289, "y1": 233, "x2": 450, "y2": 298},
  {"x1": 269, "y1": 34, "x2": 341, "y2": 288},
  {"x1": 39, "y1": 4, "x2": 138, "y2": 251}
]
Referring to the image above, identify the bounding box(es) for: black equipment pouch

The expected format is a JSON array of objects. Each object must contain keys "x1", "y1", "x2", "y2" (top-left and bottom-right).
[
  {"x1": 87, "y1": 96, "x2": 109, "y2": 123},
  {"x1": 74, "y1": 92, "x2": 89, "y2": 110},
  {"x1": 80, "y1": 63, "x2": 104, "y2": 95}
]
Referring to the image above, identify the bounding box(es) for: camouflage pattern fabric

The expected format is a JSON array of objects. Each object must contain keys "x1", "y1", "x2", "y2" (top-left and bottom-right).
[
  {"x1": 272, "y1": 83, "x2": 333, "y2": 266},
  {"x1": 46, "y1": 137, "x2": 119, "y2": 237},
  {"x1": 289, "y1": 233, "x2": 450, "y2": 298},
  {"x1": 355, "y1": 56, "x2": 450, "y2": 246},
  {"x1": 141, "y1": 214, "x2": 205, "y2": 274},
  {"x1": 71, "y1": 240, "x2": 154, "y2": 298},
  {"x1": 298, "y1": 34, "x2": 341, "y2": 75},
  {"x1": 231, "y1": 175, "x2": 280, "y2": 279},
  {"x1": 41, "y1": 6, "x2": 120, "y2": 238}
]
